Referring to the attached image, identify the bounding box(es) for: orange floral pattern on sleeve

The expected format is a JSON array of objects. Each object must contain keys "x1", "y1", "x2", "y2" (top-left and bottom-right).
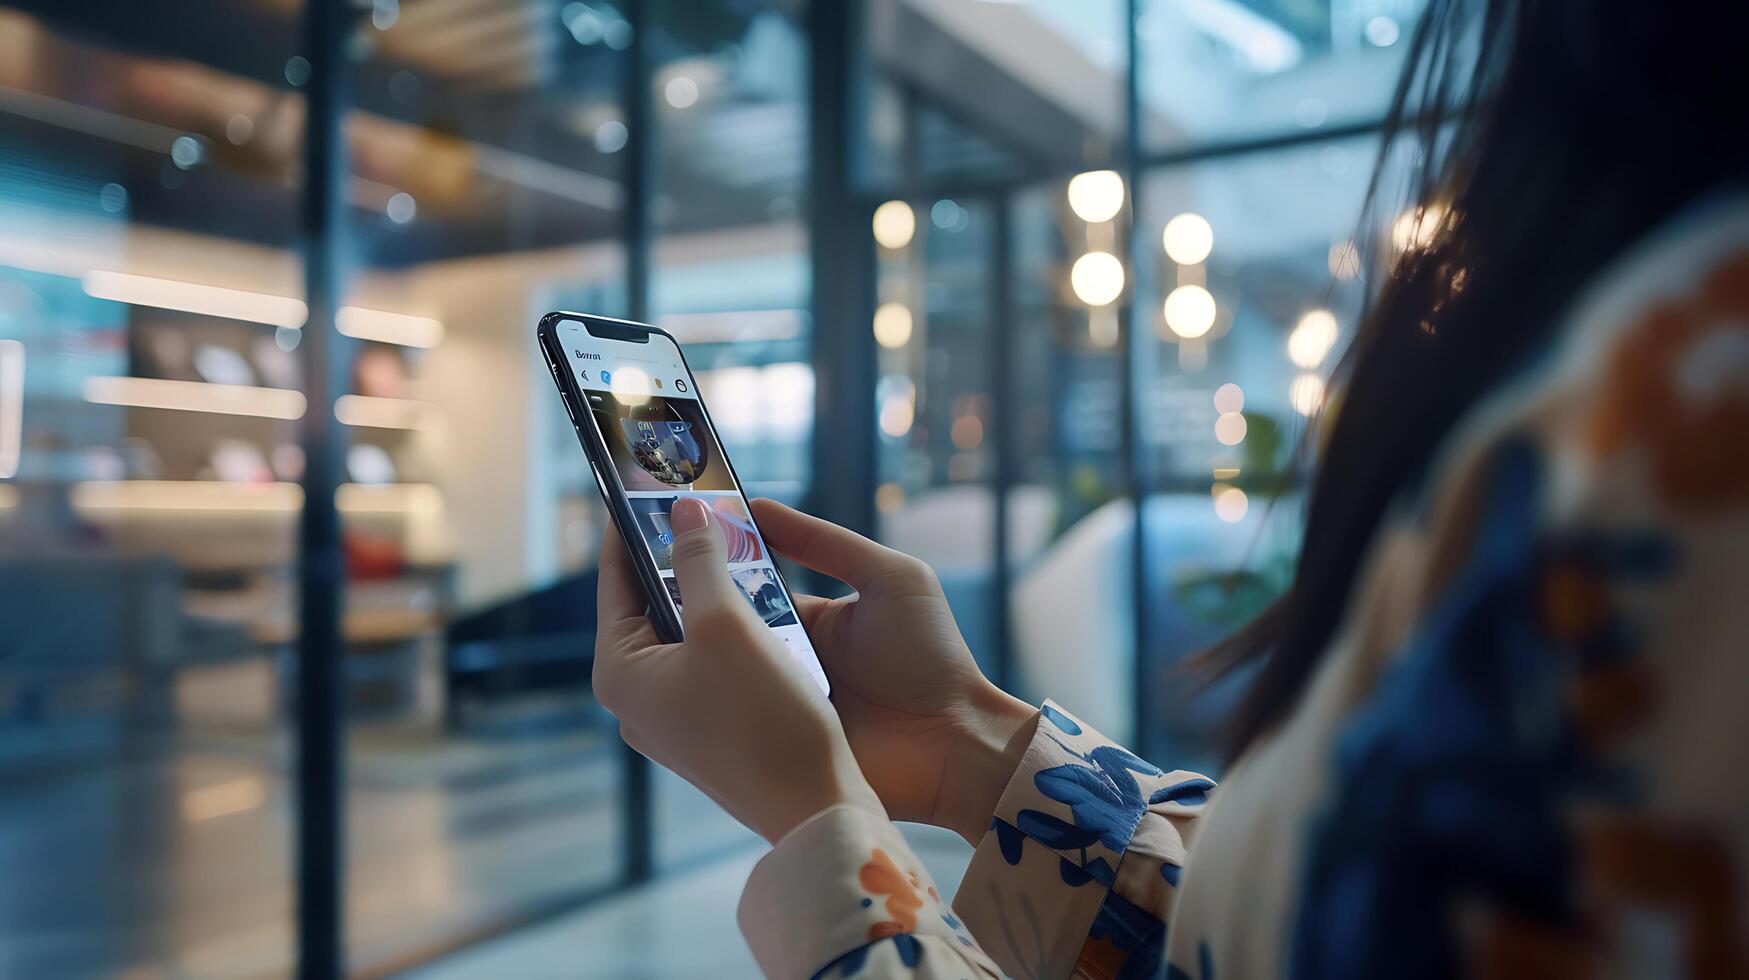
[
  {"x1": 1588, "y1": 251, "x2": 1749, "y2": 515},
  {"x1": 859, "y1": 847, "x2": 923, "y2": 941}
]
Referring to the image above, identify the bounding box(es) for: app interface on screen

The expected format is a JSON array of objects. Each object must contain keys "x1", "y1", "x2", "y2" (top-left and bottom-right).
[{"x1": 557, "y1": 320, "x2": 827, "y2": 694}]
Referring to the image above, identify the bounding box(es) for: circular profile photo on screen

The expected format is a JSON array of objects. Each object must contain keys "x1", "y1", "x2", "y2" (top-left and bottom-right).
[
  {"x1": 621, "y1": 415, "x2": 706, "y2": 486},
  {"x1": 589, "y1": 391, "x2": 734, "y2": 491}
]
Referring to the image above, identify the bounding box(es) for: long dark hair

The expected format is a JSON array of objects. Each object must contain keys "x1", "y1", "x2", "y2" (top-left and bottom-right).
[{"x1": 1208, "y1": 0, "x2": 1749, "y2": 759}]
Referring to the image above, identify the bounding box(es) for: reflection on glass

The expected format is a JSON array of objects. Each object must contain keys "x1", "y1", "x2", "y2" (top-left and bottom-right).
[
  {"x1": 338, "y1": 0, "x2": 635, "y2": 968},
  {"x1": 0, "y1": 5, "x2": 306, "y2": 974},
  {"x1": 1000, "y1": 181, "x2": 1132, "y2": 734},
  {"x1": 1139, "y1": 0, "x2": 1430, "y2": 149},
  {"x1": 1123, "y1": 135, "x2": 1396, "y2": 766},
  {"x1": 860, "y1": 0, "x2": 1125, "y2": 193},
  {"x1": 872, "y1": 190, "x2": 1000, "y2": 697}
]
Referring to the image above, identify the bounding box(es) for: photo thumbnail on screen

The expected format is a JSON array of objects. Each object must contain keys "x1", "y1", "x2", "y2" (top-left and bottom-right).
[
  {"x1": 731, "y1": 567, "x2": 797, "y2": 628},
  {"x1": 657, "y1": 553, "x2": 799, "y2": 629},
  {"x1": 629, "y1": 495, "x2": 765, "y2": 571},
  {"x1": 586, "y1": 389, "x2": 734, "y2": 491}
]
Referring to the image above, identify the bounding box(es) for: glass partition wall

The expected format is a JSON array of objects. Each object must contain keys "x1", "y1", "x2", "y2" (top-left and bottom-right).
[
  {"x1": 0, "y1": 4, "x2": 308, "y2": 976},
  {"x1": 0, "y1": 0, "x2": 1424, "y2": 973},
  {"x1": 853, "y1": 0, "x2": 1425, "y2": 766},
  {"x1": 337, "y1": 4, "x2": 631, "y2": 972}
]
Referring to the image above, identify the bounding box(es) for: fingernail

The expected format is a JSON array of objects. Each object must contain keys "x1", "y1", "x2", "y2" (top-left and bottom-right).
[{"x1": 670, "y1": 497, "x2": 708, "y2": 534}]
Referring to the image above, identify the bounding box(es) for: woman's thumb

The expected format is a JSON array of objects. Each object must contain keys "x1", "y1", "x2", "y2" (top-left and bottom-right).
[{"x1": 668, "y1": 497, "x2": 742, "y2": 617}]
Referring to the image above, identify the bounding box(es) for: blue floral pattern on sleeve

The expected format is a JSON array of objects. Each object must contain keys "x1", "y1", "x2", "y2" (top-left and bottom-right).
[
  {"x1": 810, "y1": 934, "x2": 924, "y2": 980},
  {"x1": 1024, "y1": 736, "x2": 1164, "y2": 859},
  {"x1": 955, "y1": 701, "x2": 1215, "y2": 979}
]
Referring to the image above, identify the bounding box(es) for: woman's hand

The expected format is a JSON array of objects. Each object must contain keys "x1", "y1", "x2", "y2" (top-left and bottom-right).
[
  {"x1": 749, "y1": 499, "x2": 1038, "y2": 845},
  {"x1": 594, "y1": 497, "x2": 881, "y2": 844}
]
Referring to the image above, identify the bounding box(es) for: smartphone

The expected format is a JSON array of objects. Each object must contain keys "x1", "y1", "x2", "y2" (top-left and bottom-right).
[{"x1": 537, "y1": 311, "x2": 829, "y2": 696}]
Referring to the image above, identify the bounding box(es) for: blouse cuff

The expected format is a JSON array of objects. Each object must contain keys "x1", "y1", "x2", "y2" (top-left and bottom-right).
[
  {"x1": 954, "y1": 700, "x2": 1212, "y2": 977},
  {"x1": 738, "y1": 803, "x2": 995, "y2": 980}
]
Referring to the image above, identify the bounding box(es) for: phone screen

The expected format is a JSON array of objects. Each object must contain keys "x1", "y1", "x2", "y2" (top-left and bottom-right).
[{"x1": 554, "y1": 318, "x2": 829, "y2": 695}]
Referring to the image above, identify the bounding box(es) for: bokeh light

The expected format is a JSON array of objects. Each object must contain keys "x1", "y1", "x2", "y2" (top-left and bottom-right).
[
  {"x1": 98, "y1": 183, "x2": 128, "y2": 214},
  {"x1": 878, "y1": 376, "x2": 915, "y2": 438},
  {"x1": 872, "y1": 200, "x2": 916, "y2": 249},
  {"x1": 226, "y1": 114, "x2": 254, "y2": 145},
  {"x1": 1162, "y1": 212, "x2": 1213, "y2": 265},
  {"x1": 951, "y1": 415, "x2": 983, "y2": 450},
  {"x1": 1214, "y1": 411, "x2": 1247, "y2": 446},
  {"x1": 593, "y1": 120, "x2": 628, "y2": 153},
  {"x1": 1327, "y1": 240, "x2": 1360, "y2": 279},
  {"x1": 879, "y1": 396, "x2": 914, "y2": 438},
  {"x1": 1214, "y1": 484, "x2": 1249, "y2": 523},
  {"x1": 931, "y1": 199, "x2": 969, "y2": 232},
  {"x1": 1289, "y1": 373, "x2": 1326, "y2": 416},
  {"x1": 170, "y1": 136, "x2": 203, "y2": 170},
  {"x1": 872, "y1": 302, "x2": 913, "y2": 349},
  {"x1": 1365, "y1": 15, "x2": 1401, "y2": 46},
  {"x1": 1066, "y1": 170, "x2": 1125, "y2": 223},
  {"x1": 1287, "y1": 309, "x2": 1339, "y2": 368},
  {"x1": 386, "y1": 192, "x2": 416, "y2": 225},
  {"x1": 1071, "y1": 252, "x2": 1125, "y2": 306},
  {"x1": 1213, "y1": 382, "x2": 1244, "y2": 414},
  {"x1": 1164, "y1": 284, "x2": 1216, "y2": 338},
  {"x1": 1392, "y1": 203, "x2": 1447, "y2": 251},
  {"x1": 664, "y1": 75, "x2": 699, "y2": 108},
  {"x1": 875, "y1": 482, "x2": 906, "y2": 513}
]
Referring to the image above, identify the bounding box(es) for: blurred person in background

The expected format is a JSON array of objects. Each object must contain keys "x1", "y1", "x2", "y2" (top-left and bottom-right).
[{"x1": 595, "y1": 1, "x2": 1749, "y2": 976}]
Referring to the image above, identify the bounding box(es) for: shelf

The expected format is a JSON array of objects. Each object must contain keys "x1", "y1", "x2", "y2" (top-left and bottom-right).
[
  {"x1": 69, "y1": 480, "x2": 443, "y2": 516},
  {"x1": 83, "y1": 376, "x2": 306, "y2": 420}
]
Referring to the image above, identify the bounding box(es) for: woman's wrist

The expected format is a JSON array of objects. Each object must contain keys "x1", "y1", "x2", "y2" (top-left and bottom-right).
[
  {"x1": 934, "y1": 688, "x2": 1039, "y2": 845},
  {"x1": 755, "y1": 739, "x2": 887, "y2": 846}
]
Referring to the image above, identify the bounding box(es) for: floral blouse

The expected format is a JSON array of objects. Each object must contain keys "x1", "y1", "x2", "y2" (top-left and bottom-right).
[{"x1": 738, "y1": 196, "x2": 1749, "y2": 979}]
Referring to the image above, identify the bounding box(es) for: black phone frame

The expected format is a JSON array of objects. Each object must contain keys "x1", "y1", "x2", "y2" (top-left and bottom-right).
[{"x1": 536, "y1": 311, "x2": 826, "y2": 690}]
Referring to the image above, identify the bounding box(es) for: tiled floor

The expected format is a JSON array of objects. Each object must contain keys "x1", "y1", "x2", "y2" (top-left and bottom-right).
[{"x1": 407, "y1": 824, "x2": 974, "y2": 980}]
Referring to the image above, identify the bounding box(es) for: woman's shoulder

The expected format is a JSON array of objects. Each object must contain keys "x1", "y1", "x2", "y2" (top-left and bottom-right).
[
  {"x1": 1544, "y1": 189, "x2": 1749, "y2": 393},
  {"x1": 1262, "y1": 189, "x2": 1749, "y2": 979},
  {"x1": 1414, "y1": 189, "x2": 1749, "y2": 523}
]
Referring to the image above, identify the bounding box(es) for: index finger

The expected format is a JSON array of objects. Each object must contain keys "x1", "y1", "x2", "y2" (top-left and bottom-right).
[{"x1": 748, "y1": 498, "x2": 905, "y2": 592}]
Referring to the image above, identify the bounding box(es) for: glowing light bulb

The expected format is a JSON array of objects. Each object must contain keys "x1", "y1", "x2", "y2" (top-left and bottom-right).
[
  {"x1": 1162, "y1": 212, "x2": 1214, "y2": 265},
  {"x1": 1164, "y1": 284, "x2": 1216, "y2": 338},
  {"x1": 1070, "y1": 252, "x2": 1125, "y2": 306},
  {"x1": 1066, "y1": 170, "x2": 1125, "y2": 223}
]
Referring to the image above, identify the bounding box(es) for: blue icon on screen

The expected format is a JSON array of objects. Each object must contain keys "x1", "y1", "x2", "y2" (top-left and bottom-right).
[{"x1": 599, "y1": 370, "x2": 612, "y2": 385}]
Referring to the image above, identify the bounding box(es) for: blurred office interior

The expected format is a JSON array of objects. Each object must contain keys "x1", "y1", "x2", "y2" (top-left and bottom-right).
[{"x1": 0, "y1": 0, "x2": 1430, "y2": 974}]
